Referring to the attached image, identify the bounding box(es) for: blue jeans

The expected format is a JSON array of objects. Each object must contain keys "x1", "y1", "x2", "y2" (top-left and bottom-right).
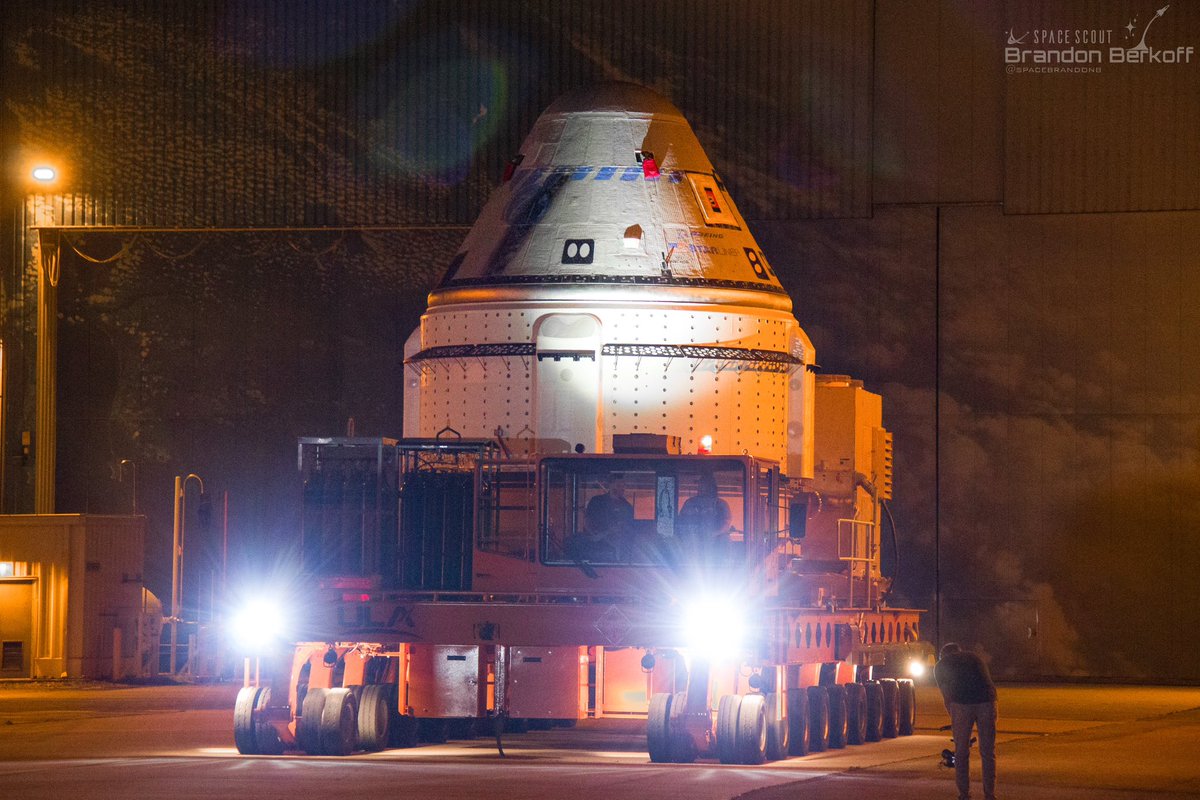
[{"x1": 949, "y1": 700, "x2": 997, "y2": 799}]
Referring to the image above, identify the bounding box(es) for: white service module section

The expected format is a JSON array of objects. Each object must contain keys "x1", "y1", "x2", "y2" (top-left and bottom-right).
[{"x1": 409, "y1": 303, "x2": 806, "y2": 467}]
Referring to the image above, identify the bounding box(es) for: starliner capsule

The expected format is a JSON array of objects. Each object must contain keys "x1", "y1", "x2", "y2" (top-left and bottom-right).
[{"x1": 403, "y1": 82, "x2": 814, "y2": 478}]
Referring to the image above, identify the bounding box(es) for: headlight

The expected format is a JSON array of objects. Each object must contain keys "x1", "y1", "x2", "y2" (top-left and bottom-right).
[
  {"x1": 682, "y1": 597, "x2": 747, "y2": 661},
  {"x1": 908, "y1": 658, "x2": 927, "y2": 678},
  {"x1": 228, "y1": 599, "x2": 287, "y2": 652}
]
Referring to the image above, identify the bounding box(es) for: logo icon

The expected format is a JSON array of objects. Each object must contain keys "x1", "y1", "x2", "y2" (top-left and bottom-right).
[{"x1": 1126, "y1": 4, "x2": 1169, "y2": 53}]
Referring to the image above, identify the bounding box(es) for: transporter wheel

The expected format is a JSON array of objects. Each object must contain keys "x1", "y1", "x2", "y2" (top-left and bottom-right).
[
  {"x1": 898, "y1": 679, "x2": 916, "y2": 736},
  {"x1": 786, "y1": 687, "x2": 810, "y2": 756},
  {"x1": 879, "y1": 679, "x2": 900, "y2": 739},
  {"x1": 844, "y1": 683, "x2": 868, "y2": 745},
  {"x1": 357, "y1": 684, "x2": 391, "y2": 751},
  {"x1": 735, "y1": 693, "x2": 768, "y2": 765},
  {"x1": 806, "y1": 686, "x2": 829, "y2": 753},
  {"x1": 764, "y1": 692, "x2": 789, "y2": 761},
  {"x1": 647, "y1": 692, "x2": 673, "y2": 763},
  {"x1": 297, "y1": 687, "x2": 329, "y2": 755},
  {"x1": 253, "y1": 687, "x2": 284, "y2": 755},
  {"x1": 389, "y1": 714, "x2": 420, "y2": 748},
  {"x1": 319, "y1": 687, "x2": 359, "y2": 756},
  {"x1": 826, "y1": 685, "x2": 847, "y2": 749},
  {"x1": 716, "y1": 694, "x2": 742, "y2": 764},
  {"x1": 864, "y1": 681, "x2": 883, "y2": 742},
  {"x1": 233, "y1": 686, "x2": 264, "y2": 755},
  {"x1": 668, "y1": 692, "x2": 698, "y2": 763}
]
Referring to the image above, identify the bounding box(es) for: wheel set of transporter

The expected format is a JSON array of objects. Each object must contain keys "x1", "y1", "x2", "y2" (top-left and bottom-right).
[
  {"x1": 647, "y1": 675, "x2": 917, "y2": 764},
  {"x1": 234, "y1": 667, "x2": 918, "y2": 764}
]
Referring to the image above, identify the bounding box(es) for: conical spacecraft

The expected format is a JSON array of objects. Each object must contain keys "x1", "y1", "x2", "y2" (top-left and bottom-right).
[{"x1": 404, "y1": 82, "x2": 814, "y2": 478}]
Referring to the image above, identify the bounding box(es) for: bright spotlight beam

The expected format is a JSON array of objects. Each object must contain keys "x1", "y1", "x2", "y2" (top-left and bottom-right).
[
  {"x1": 682, "y1": 596, "x2": 747, "y2": 661},
  {"x1": 228, "y1": 599, "x2": 287, "y2": 652}
]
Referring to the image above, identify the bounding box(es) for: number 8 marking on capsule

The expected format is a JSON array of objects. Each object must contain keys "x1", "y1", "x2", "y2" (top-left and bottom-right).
[{"x1": 744, "y1": 247, "x2": 773, "y2": 280}]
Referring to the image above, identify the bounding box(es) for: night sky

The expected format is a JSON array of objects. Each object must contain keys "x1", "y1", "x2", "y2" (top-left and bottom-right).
[{"x1": 3, "y1": 0, "x2": 1199, "y2": 680}]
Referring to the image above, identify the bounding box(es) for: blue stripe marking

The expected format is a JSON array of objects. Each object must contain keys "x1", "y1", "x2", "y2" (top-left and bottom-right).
[{"x1": 517, "y1": 165, "x2": 693, "y2": 183}]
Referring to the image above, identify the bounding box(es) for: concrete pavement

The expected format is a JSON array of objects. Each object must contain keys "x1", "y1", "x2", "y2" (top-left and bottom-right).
[{"x1": 0, "y1": 682, "x2": 1196, "y2": 799}]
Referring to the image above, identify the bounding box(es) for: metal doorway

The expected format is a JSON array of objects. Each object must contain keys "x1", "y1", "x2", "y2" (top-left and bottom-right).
[{"x1": 0, "y1": 579, "x2": 34, "y2": 677}]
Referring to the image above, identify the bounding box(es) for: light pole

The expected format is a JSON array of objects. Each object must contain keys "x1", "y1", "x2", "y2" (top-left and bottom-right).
[
  {"x1": 170, "y1": 472, "x2": 205, "y2": 674},
  {"x1": 28, "y1": 164, "x2": 63, "y2": 514},
  {"x1": 119, "y1": 459, "x2": 138, "y2": 513}
]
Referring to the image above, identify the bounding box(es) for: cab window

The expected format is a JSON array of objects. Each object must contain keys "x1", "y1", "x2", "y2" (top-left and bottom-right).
[{"x1": 541, "y1": 459, "x2": 746, "y2": 567}]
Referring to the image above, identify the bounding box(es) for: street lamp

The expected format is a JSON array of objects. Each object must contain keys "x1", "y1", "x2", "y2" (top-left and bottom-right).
[
  {"x1": 119, "y1": 459, "x2": 138, "y2": 514},
  {"x1": 170, "y1": 473, "x2": 205, "y2": 674},
  {"x1": 25, "y1": 158, "x2": 66, "y2": 514}
]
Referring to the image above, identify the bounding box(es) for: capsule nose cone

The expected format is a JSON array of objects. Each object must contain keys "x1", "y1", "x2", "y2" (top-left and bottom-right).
[{"x1": 436, "y1": 82, "x2": 788, "y2": 308}]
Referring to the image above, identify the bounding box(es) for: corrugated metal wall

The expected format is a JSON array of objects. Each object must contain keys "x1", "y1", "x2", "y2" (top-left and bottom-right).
[
  {"x1": 6, "y1": 0, "x2": 874, "y2": 226},
  {"x1": 6, "y1": 0, "x2": 1200, "y2": 681},
  {"x1": 1003, "y1": 0, "x2": 1200, "y2": 213},
  {"x1": 0, "y1": 515, "x2": 144, "y2": 679}
]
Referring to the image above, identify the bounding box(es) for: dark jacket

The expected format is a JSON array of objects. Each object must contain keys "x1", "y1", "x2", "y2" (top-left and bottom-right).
[{"x1": 934, "y1": 652, "x2": 997, "y2": 705}]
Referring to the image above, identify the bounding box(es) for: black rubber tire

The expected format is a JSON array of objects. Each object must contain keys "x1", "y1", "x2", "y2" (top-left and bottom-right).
[
  {"x1": 647, "y1": 692, "x2": 673, "y2": 763},
  {"x1": 319, "y1": 687, "x2": 359, "y2": 756},
  {"x1": 357, "y1": 684, "x2": 391, "y2": 751},
  {"x1": 786, "y1": 687, "x2": 810, "y2": 756},
  {"x1": 389, "y1": 714, "x2": 420, "y2": 748},
  {"x1": 253, "y1": 686, "x2": 284, "y2": 755},
  {"x1": 668, "y1": 691, "x2": 697, "y2": 763},
  {"x1": 233, "y1": 686, "x2": 264, "y2": 755},
  {"x1": 765, "y1": 691, "x2": 789, "y2": 761},
  {"x1": 297, "y1": 687, "x2": 329, "y2": 755},
  {"x1": 880, "y1": 678, "x2": 900, "y2": 739},
  {"x1": 736, "y1": 694, "x2": 768, "y2": 765},
  {"x1": 716, "y1": 694, "x2": 741, "y2": 764},
  {"x1": 844, "y1": 683, "x2": 868, "y2": 745},
  {"x1": 826, "y1": 685, "x2": 847, "y2": 749},
  {"x1": 898, "y1": 679, "x2": 916, "y2": 736},
  {"x1": 864, "y1": 681, "x2": 883, "y2": 742},
  {"x1": 806, "y1": 686, "x2": 829, "y2": 753}
]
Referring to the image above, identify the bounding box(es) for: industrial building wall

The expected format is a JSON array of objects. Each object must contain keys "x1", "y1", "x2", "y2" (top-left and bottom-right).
[
  {"x1": 0, "y1": 515, "x2": 145, "y2": 678},
  {"x1": 4, "y1": 0, "x2": 871, "y2": 227},
  {"x1": 3, "y1": 1, "x2": 1199, "y2": 680}
]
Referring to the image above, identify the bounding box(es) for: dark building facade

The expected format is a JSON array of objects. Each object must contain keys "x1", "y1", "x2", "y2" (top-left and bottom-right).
[{"x1": 3, "y1": 0, "x2": 1198, "y2": 680}]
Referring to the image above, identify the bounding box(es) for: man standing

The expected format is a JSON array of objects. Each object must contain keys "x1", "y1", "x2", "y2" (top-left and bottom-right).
[{"x1": 935, "y1": 642, "x2": 998, "y2": 800}]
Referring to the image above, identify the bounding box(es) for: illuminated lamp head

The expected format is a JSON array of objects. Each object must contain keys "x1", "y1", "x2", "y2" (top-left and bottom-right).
[
  {"x1": 228, "y1": 598, "x2": 288, "y2": 653},
  {"x1": 682, "y1": 595, "x2": 747, "y2": 662}
]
